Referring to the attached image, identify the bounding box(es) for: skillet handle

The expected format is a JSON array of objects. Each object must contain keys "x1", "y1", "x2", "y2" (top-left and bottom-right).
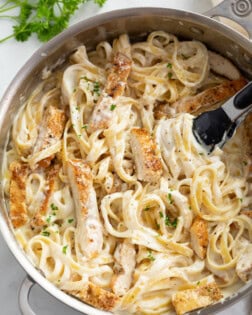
[
  {"x1": 204, "y1": 0, "x2": 252, "y2": 40},
  {"x1": 19, "y1": 276, "x2": 36, "y2": 315}
]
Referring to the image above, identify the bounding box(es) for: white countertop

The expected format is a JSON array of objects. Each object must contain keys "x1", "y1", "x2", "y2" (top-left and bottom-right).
[{"x1": 0, "y1": 0, "x2": 251, "y2": 314}]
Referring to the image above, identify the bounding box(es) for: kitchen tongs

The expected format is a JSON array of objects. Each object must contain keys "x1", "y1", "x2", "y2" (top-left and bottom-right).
[{"x1": 193, "y1": 82, "x2": 252, "y2": 153}]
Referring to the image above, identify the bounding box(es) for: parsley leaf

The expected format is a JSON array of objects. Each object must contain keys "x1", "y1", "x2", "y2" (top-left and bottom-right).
[
  {"x1": 165, "y1": 216, "x2": 178, "y2": 228},
  {"x1": 68, "y1": 218, "x2": 74, "y2": 224},
  {"x1": 167, "y1": 192, "x2": 173, "y2": 204},
  {"x1": 62, "y1": 245, "x2": 68, "y2": 254},
  {"x1": 0, "y1": 0, "x2": 107, "y2": 43},
  {"x1": 110, "y1": 104, "x2": 116, "y2": 111},
  {"x1": 50, "y1": 203, "x2": 58, "y2": 211},
  {"x1": 168, "y1": 72, "x2": 173, "y2": 79},
  {"x1": 41, "y1": 230, "x2": 50, "y2": 237},
  {"x1": 166, "y1": 63, "x2": 172, "y2": 68},
  {"x1": 147, "y1": 250, "x2": 155, "y2": 261},
  {"x1": 93, "y1": 81, "x2": 100, "y2": 96}
]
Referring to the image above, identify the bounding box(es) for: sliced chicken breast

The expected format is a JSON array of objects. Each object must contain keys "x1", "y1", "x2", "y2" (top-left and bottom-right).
[
  {"x1": 30, "y1": 164, "x2": 59, "y2": 228},
  {"x1": 130, "y1": 128, "x2": 162, "y2": 182},
  {"x1": 190, "y1": 217, "x2": 208, "y2": 259},
  {"x1": 236, "y1": 244, "x2": 252, "y2": 282},
  {"x1": 63, "y1": 281, "x2": 119, "y2": 311},
  {"x1": 112, "y1": 241, "x2": 136, "y2": 296},
  {"x1": 89, "y1": 52, "x2": 132, "y2": 131},
  {"x1": 172, "y1": 77, "x2": 247, "y2": 113},
  {"x1": 67, "y1": 159, "x2": 103, "y2": 258},
  {"x1": 208, "y1": 51, "x2": 240, "y2": 80},
  {"x1": 32, "y1": 105, "x2": 66, "y2": 168},
  {"x1": 172, "y1": 282, "x2": 222, "y2": 315},
  {"x1": 240, "y1": 210, "x2": 252, "y2": 219},
  {"x1": 9, "y1": 161, "x2": 29, "y2": 228}
]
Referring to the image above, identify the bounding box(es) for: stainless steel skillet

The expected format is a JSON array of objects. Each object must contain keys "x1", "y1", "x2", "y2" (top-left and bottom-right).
[{"x1": 0, "y1": 0, "x2": 252, "y2": 314}]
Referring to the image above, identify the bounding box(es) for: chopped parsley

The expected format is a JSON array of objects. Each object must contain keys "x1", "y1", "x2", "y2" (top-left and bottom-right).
[
  {"x1": 81, "y1": 76, "x2": 90, "y2": 81},
  {"x1": 62, "y1": 245, "x2": 68, "y2": 254},
  {"x1": 41, "y1": 231, "x2": 50, "y2": 237},
  {"x1": 168, "y1": 72, "x2": 173, "y2": 79},
  {"x1": 50, "y1": 203, "x2": 58, "y2": 211},
  {"x1": 46, "y1": 216, "x2": 51, "y2": 224},
  {"x1": 156, "y1": 222, "x2": 160, "y2": 230},
  {"x1": 159, "y1": 211, "x2": 164, "y2": 218},
  {"x1": 165, "y1": 216, "x2": 178, "y2": 228},
  {"x1": 75, "y1": 106, "x2": 80, "y2": 111},
  {"x1": 147, "y1": 250, "x2": 155, "y2": 261},
  {"x1": 199, "y1": 152, "x2": 204, "y2": 156},
  {"x1": 143, "y1": 205, "x2": 150, "y2": 211},
  {"x1": 82, "y1": 124, "x2": 88, "y2": 129},
  {"x1": 197, "y1": 281, "x2": 200, "y2": 285},
  {"x1": 167, "y1": 63, "x2": 172, "y2": 68},
  {"x1": 73, "y1": 88, "x2": 77, "y2": 93},
  {"x1": 68, "y1": 218, "x2": 74, "y2": 224},
  {"x1": 167, "y1": 192, "x2": 174, "y2": 204},
  {"x1": 93, "y1": 82, "x2": 100, "y2": 96},
  {"x1": 239, "y1": 198, "x2": 243, "y2": 203},
  {"x1": 110, "y1": 104, "x2": 117, "y2": 111}
]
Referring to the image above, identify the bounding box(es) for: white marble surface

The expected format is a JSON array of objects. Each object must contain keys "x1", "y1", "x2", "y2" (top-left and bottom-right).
[{"x1": 0, "y1": 0, "x2": 251, "y2": 314}]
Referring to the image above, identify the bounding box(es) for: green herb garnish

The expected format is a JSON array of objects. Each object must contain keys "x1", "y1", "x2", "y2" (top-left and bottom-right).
[
  {"x1": 168, "y1": 72, "x2": 173, "y2": 79},
  {"x1": 62, "y1": 245, "x2": 68, "y2": 254},
  {"x1": 159, "y1": 211, "x2": 164, "y2": 218},
  {"x1": 165, "y1": 216, "x2": 178, "y2": 228},
  {"x1": 0, "y1": 0, "x2": 107, "y2": 43},
  {"x1": 68, "y1": 218, "x2": 74, "y2": 224},
  {"x1": 110, "y1": 104, "x2": 116, "y2": 111},
  {"x1": 167, "y1": 192, "x2": 174, "y2": 204},
  {"x1": 46, "y1": 216, "x2": 51, "y2": 223},
  {"x1": 41, "y1": 231, "x2": 50, "y2": 237},
  {"x1": 143, "y1": 205, "x2": 150, "y2": 211},
  {"x1": 147, "y1": 250, "x2": 155, "y2": 261},
  {"x1": 166, "y1": 63, "x2": 172, "y2": 68},
  {"x1": 81, "y1": 124, "x2": 88, "y2": 129},
  {"x1": 93, "y1": 81, "x2": 100, "y2": 96},
  {"x1": 50, "y1": 203, "x2": 58, "y2": 211},
  {"x1": 81, "y1": 76, "x2": 90, "y2": 81}
]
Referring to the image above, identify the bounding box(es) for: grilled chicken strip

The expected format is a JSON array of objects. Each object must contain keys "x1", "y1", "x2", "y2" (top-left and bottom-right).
[
  {"x1": 31, "y1": 105, "x2": 66, "y2": 169},
  {"x1": 172, "y1": 77, "x2": 247, "y2": 113},
  {"x1": 130, "y1": 128, "x2": 162, "y2": 182},
  {"x1": 63, "y1": 281, "x2": 119, "y2": 311},
  {"x1": 9, "y1": 161, "x2": 29, "y2": 228},
  {"x1": 30, "y1": 164, "x2": 59, "y2": 229},
  {"x1": 236, "y1": 244, "x2": 252, "y2": 282},
  {"x1": 89, "y1": 52, "x2": 132, "y2": 131},
  {"x1": 67, "y1": 159, "x2": 103, "y2": 258},
  {"x1": 240, "y1": 210, "x2": 252, "y2": 219},
  {"x1": 112, "y1": 241, "x2": 136, "y2": 296},
  {"x1": 190, "y1": 217, "x2": 208, "y2": 259},
  {"x1": 208, "y1": 51, "x2": 240, "y2": 80},
  {"x1": 172, "y1": 282, "x2": 222, "y2": 315}
]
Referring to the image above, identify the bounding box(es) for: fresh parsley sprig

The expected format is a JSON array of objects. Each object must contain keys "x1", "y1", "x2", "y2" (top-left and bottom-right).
[{"x1": 0, "y1": 0, "x2": 106, "y2": 43}]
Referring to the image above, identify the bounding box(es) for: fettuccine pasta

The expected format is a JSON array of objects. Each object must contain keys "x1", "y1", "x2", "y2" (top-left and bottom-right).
[{"x1": 3, "y1": 31, "x2": 252, "y2": 315}]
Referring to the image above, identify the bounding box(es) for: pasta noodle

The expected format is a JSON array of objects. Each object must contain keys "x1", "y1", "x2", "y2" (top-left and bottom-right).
[{"x1": 3, "y1": 31, "x2": 252, "y2": 315}]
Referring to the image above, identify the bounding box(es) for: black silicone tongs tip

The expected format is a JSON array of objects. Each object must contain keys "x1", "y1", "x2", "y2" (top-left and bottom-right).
[{"x1": 193, "y1": 82, "x2": 252, "y2": 153}]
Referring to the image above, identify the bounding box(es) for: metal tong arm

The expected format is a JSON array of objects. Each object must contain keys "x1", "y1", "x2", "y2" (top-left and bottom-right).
[{"x1": 222, "y1": 82, "x2": 252, "y2": 125}]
